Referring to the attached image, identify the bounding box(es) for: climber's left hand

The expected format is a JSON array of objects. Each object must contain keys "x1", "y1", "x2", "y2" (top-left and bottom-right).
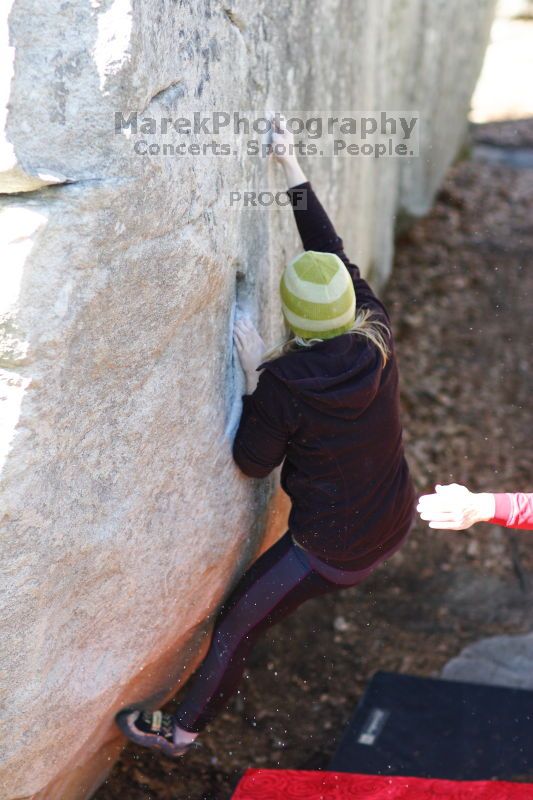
[{"x1": 233, "y1": 316, "x2": 266, "y2": 392}]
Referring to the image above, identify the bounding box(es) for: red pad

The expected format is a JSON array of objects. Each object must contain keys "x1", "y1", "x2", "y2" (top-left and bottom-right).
[{"x1": 232, "y1": 769, "x2": 533, "y2": 799}]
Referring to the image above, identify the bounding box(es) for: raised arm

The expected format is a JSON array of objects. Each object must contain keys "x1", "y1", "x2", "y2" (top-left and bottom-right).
[{"x1": 272, "y1": 118, "x2": 389, "y2": 322}]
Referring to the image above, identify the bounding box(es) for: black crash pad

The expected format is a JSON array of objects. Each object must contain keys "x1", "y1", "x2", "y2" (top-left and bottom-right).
[{"x1": 329, "y1": 671, "x2": 533, "y2": 781}]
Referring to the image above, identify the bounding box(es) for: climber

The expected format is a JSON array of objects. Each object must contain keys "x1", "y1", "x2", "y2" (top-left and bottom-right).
[
  {"x1": 115, "y1": 115, "x2": 416, "y2": 757},
  {"x1": 418, "y1": 483, "x2": 533, "y2": 531}
]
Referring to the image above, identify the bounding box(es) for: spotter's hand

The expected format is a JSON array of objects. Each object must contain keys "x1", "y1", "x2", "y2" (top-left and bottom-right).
[{"x1": 417, "y1": 483, "x2": 495, "y2": 530}]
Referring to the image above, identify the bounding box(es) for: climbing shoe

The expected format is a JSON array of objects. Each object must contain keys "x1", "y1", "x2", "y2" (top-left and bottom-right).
[{"x1": 115, "y1": 708, "x2": 194, "y2": 758}]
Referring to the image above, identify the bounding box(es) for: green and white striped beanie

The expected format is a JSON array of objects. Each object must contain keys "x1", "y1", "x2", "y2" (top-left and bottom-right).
[{"x1": 280, "y1": 250, "x2": 356, "y2": 339}]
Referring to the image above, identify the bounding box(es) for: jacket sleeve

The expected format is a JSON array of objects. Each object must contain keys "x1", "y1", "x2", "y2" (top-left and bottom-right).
[
  {"x1": 489, "y1": 492, "x2": 533, "y2": 530},
  {"x1": 232, "y1": 369, "x2": 299, "y2": 479},
  {"x1": 286, "y1": 180, "x2": 391, "y2": 325}
]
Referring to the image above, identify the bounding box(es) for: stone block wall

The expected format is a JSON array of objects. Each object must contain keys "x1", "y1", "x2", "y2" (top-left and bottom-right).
[{"x1": 0, "y1": 1, "x2": 496, "y2": 797}]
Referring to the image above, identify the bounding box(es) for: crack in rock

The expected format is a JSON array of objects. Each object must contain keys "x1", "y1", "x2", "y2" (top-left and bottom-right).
[
  {"x1": 139, "y1": 80, "x2": 187, "y2": 115},
  {"x1": 223, "y1": 7, "x2": 246, "y2": 33},
  {"x1": 0, "y1": 175, "x2": 131, "y2": 199},
  {"x1": 0, "y1": 168, "x2": 78, "y2": 195}
]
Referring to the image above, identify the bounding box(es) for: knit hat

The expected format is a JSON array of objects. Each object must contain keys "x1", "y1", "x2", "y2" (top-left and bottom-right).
[{"x1": 280, "y1": 250, "x2": 356, "y2": 339}]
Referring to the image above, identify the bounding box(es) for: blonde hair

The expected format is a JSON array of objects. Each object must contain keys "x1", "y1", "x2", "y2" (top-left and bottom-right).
[{"x1": 260, "y1": 307, "x2": 391, "y2": 366}]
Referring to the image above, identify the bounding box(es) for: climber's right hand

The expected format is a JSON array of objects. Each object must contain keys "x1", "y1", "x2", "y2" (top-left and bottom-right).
[
  {"x1": 270, "y1": 114, "x2": 296, "y2": 163},
  {"x1": 269, "y1": 113, "x2": 307, "y2": 188}
]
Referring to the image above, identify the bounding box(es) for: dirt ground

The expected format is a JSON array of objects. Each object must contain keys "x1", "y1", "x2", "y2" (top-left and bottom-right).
[{"x1": 94, "y1": 118, "x2": 533, "y2": 800}]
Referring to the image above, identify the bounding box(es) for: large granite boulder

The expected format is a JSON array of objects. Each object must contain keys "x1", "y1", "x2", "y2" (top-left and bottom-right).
[{"x1": 0, "y1": 1, "x2": 497, "y2": 797}]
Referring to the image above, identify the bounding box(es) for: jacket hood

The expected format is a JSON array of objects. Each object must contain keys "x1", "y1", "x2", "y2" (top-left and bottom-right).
[{"x1": 258, "y1": 334, "x2": 383, "y2": 420}]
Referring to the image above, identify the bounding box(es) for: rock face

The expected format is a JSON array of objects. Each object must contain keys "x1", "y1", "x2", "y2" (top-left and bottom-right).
[
  {"x1": 0, "y1": 1, "x2": 497, "y2": 798},
  {"x1": 442, "y1": 633, "x2": 533, "y2": 690},
  {"x1": 498, "y1": 0, "x2": 533, "y2": 19}
]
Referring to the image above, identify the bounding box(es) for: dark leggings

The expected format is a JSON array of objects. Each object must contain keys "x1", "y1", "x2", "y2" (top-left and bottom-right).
[{"x1": 173, "y1": 530, "x2": 381, "y2": 733}]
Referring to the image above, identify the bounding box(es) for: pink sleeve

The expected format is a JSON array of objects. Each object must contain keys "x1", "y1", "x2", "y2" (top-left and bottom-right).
[{"x1": 489, "y1": 493, "x2": 533, "y2": 530}]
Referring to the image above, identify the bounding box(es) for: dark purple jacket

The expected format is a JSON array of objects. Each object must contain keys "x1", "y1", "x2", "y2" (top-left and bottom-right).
[{"x1": 232, "y1": 181, "x2": 415, "y2": 570}]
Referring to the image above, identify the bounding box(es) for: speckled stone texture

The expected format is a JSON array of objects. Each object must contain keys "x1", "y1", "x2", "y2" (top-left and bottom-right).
[
  {"x1": 442, "y1": 633, "x2": 533, "y2": 690},
  {"x1": 0, "y1": 1, "x2": 496, "y2": 797}
]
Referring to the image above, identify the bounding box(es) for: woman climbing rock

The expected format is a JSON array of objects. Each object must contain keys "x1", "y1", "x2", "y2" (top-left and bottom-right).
[{"x1": 116, "y1": 118, "x2": 416, "y2": 757}]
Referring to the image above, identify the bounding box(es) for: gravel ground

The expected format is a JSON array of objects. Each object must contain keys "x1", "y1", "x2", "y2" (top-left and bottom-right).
[{"x1": 94, "y1": 118, "x2": 533, "y2": 800}]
